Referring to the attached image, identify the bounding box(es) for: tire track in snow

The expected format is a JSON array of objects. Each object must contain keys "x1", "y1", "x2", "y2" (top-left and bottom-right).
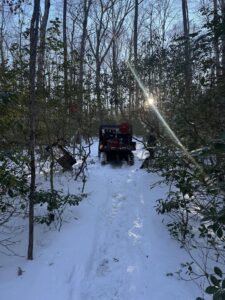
[
  {"x1": 79, "y1": 165, "x2": 130, "y2": 299},
  {"x1": 78, "y1": 159, "x2": 151, "y2": 300}
]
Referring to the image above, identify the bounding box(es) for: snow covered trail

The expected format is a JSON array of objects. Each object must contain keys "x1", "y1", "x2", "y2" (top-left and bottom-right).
[
  {"x1": 0, "y1": 142, "x2": 200, "y2": 300},
  {"x1": 79, "y1": 166, "x2": 149, "y2": 300},
  {"x1": 76, "y1": 155, "x2": 197, "y2": 300}
]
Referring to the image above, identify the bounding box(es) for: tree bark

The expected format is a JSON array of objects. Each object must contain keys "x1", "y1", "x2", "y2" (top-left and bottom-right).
[
  {"x1": 0, "y1": 2, "x2": 5, "y2": 70},
  {"x1": 112, "y1": 34, "x2": 118, "y2": 111},
  {"x1": 112, "y1": 4, "x2": 118, "y2": 113},
  {"x1": 63, "y1": 0, "x2": 68, "y2": 106},
  {"x1": 37, "y1": 0, "x2": 50, "y2": 89},
  {"x1": 96, "y1": 60, "x2": 103, "y2": 122},
  {"x1": 133, "y1": 0, "x2": 139, "y2": 109},
  {"x1": 28, "y1": 0, "x2": 40, "y2": 260},
  {"x1": 78, "y1": 0, "x2": 92, "y2": 114},
  {"x1": 221, "y1": 0, "x2": 225, "y2": 76},
  {"x1": 213, "y1": 0, "x2": 220, "y2": 79},
  {"x1": 133, "y1": 0, "x2": 138, "y2": 66},
  {"x1": 181, "y1": 0, "x2": 191, "y2": 99}
]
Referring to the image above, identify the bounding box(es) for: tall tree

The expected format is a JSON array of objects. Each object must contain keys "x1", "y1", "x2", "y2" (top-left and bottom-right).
[
  {"x1": 37, "y1": 0, "x2": 50, "y2": 89},
  {"x1": 111, "y1": 0, "x2": 134, "y2": 112},
  {"x1": 221, "y1": 0, "x2": 225, "y2": 76},
  {"x1": 133, "y1": 0, "x2": 139, "y2": 109},
  {"x1": 28, "y1": 0, "x2": 40, "y2": 260},
  {"x1": 78, "y1": 0, "x2": 92, "y2": 114},
  {"x1": 133, "y1": 0, "x2": 138, "y2": 66},
  {"x1": 213, "y1": 0, "x2": 220, "y2": 79},
  {"x1": 112, "y1": 21, "x2": 118, "y2": 112},
  {"x1": 88, "y1": 0, "x2": 112, "y2": 122},
  {"x1": 88, "y1": 0, "x2": 134, "y2": 122},
  {"x1": 181, "y1": 0, "x2": 191, "y2": 99},
  {"x1": 63, "y1": 0, "x2": 68, "y2": 106},
  {"x1": 0, "y1": 1, "x2": 5, "y2": 70}
]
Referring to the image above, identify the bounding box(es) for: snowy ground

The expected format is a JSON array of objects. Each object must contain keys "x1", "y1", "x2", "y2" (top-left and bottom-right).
[{"x1": 0, "y1": 141, "x2": 200, "y2": 300}]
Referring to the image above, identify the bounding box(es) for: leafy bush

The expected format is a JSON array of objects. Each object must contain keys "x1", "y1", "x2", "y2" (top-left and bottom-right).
[
  {"x1": 0, "y1": 151, "x2": 29, "y2": 225},
  {"x1": 148, "y1": 134, "x2": 225, "y2": 299},
  {"x1": 34, "y1": 189, "x2": 85, "y2": 229}
]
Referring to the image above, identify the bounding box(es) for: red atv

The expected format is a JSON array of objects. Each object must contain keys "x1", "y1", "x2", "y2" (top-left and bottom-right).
[{"x1": 98, "y1": 122, "x2": 136, "y2": 165}]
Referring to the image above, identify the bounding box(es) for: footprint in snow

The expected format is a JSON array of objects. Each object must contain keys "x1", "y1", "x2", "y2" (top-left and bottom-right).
[
  {"x1": 126, "y1": 178, "x2": 133, "y2": 183},
  {"x1": 114, "y1": 193, "x2": 126, "y2": 201},
  {"x1": 110, "y1": 194, "x2": 126, "y2": 215},
  {"x1": 96, "y1": 259, "x2": 110, "y2": 277}
]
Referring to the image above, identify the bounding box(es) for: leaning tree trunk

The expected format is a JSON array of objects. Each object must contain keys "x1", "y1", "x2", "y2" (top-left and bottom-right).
[{"x1": 27, "y1": 0, "x2": 40, "y2": 260}]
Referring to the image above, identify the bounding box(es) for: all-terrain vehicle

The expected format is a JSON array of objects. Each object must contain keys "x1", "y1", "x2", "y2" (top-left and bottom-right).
[{"x1": 98, "y1": 122, "x2": 136, "y2": 165}]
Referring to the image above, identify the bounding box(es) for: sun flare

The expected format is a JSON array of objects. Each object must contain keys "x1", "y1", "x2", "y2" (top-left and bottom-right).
[
  {"x1": 126, "y1": 60, "x2": 203, "y2": 174},
  {"x1": 148, "y1": 97, "x2": 154, "y2": 106}
]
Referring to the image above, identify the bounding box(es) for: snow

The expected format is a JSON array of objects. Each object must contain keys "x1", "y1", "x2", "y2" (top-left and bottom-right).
[{"x1": 0, "y1": 141, "x2": 200, "y2": 300}]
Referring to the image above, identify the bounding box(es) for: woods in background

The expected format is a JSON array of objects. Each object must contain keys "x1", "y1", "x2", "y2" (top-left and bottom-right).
[
  {"x1": 0, "y1": 0, "x2": 224, "y2": 141},
  {"x1": 0, "y1": 1, "x2": 225, "y2": 297}
]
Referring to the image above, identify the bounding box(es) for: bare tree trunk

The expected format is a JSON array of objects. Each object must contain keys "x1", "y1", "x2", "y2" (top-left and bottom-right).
[
  {"x1": 112, "y1": 3, "x2": 119, "y2": 113},
  {"x1": 0, "y1": 2, "x2": 5, "y2": 70},
  {"x1": 96, "y1": 60, "x2": 103, "y2": 122},
  {"x1": 112, "y1": 34, "x2": 118, "y2": 113},
  {"x1": 213, "y1": 0, "x2": 220, "y2": 79},
  {"x1": 128, "y1": 36, "x2": 133, "y2": 116},
  {"x1": 182, "y1": 0, "x2": 189, "y2": 44},
  {"x1": 133, "y1": 0, "x2": 138, "y2": 66},
  {"x1": 37, "y1": 0, "x2": 50, "y2": 88},
  {"x1": 18, "y1": 11, "x2": 25, "y2": 86},
  {"x1": 91, "y1": 0, "x2": 107, "y2": 123},
  {"x1": 221, "y1": 0, "x2": 225, "y2": 76},
  {"x1": 133, "y1": 0, "x2": 139, "y2": 109},
  {"x1": 181, "y1": 0, "x2": 191, "y2": 99},
  {"x1": 78, "y1": 0, "x2": 92, "y2": 114},
  {"x1": 147, "y1": 7, "x2": 153, "y2": 92},
  {"x1": 36, "y1": 0, "x2": 50, "y2": 143},
  {"x1": 28, "y1": 0, "x2": 40, "y2": 260},
  {"x1": 63, "y1": 0, "x2": 68, "y2": 106},
  {"x1": 89, "y1": 0, "x2": 133, "y2": 122}
]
